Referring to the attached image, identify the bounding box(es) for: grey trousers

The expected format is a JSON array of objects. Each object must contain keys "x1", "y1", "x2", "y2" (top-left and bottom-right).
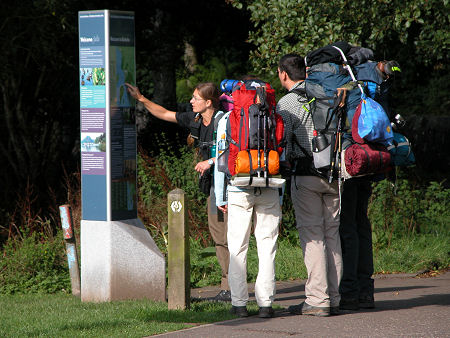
[{"x1": 291, "y1": 175, "x2": 343, "y2": 307}]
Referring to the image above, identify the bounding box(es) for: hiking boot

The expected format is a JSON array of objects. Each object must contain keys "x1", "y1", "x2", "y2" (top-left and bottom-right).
[
  {"x1": 211, "y1": 290, "x2": 231, "y2": 302},
  {"x1": 258, "y1": 306, "x2": 275, "y2": 318},
  {"x1": 288, "y1": 302, "x2": 330, "y2": 317},
  {"x1": 230, "y1": 305, "x2": 248, "y2": 317},
  {"x1": 330, "y1": 306, "x2": 340, "y2": 315},
  {"x1": 339, "y1": 297, "x2": 359, "y2": 311},
  {"x1": 359, "y1": 294, "x2": 375, "y2": 309}
]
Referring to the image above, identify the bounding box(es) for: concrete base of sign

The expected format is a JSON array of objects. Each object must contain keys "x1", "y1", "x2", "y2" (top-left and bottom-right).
[{"x1": 81, "y1": 218, "x2": 166, "y2": 302}]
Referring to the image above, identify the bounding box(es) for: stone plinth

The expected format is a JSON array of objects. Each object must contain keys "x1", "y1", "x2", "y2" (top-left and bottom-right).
[{"x1": 81, "y1": 218, "x2": 166, "y2": 302}]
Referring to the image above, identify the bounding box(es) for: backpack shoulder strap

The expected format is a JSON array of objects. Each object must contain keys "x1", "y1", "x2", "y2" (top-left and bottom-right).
[
  {"x1": 289, "y1": 87, "x2": 307, "y2": 97},
  {"x1": 213, "y1": 110, "x2": 226, "y2": 132},
  {"x1": 289, "y1": 86, "x2": 316, "y2": 127},
  {"x1": 293, "y1": 137, "x2": 313, "y2": 159}
]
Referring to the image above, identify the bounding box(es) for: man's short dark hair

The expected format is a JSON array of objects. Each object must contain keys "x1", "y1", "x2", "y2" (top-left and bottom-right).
[{"x1": 279, "y1": 54, "x2": 306, "y2": 81}]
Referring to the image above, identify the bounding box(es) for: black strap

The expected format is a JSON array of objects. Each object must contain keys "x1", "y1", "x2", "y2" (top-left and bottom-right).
[
  {"x1": 355, "y1": 143, "x2": 371, "y2": 169},
  {"x1": 289, "y1": 87, "x2": 314, "y2": 160},
  {"x1": 293, "y1": 137, "x2": 313, "y2": 160},
  {"x1": 247, "y1": 150, "x2": 254, "y2": 175},
  {"x1": 217, "y1": 208, "x2": 224, "y2": 222}
]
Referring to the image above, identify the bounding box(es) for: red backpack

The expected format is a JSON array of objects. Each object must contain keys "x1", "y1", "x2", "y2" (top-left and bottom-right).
[{"x1": 226, "y1": 80, "x2": 285, "y2": 180}]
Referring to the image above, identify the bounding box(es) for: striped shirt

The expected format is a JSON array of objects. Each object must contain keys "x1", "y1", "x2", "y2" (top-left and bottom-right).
[{"x1": 276, "y1": 81, "x2": 315, "y2": 162}]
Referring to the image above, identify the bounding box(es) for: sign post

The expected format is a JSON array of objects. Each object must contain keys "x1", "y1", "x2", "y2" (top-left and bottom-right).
[
  {"x1": 168, "y1": 189, "x2": 190, "y2": 310},
  {"x1": 59, "y1": 204, "x2": 81, "y2": 297},
  {"x1": 78, "y1": 10, "x2": 165, "y2": 302}
]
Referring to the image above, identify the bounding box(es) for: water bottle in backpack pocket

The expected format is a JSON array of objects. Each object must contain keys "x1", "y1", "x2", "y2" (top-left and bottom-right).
[
  {"x1": 312, "y1": 130, "x2": 331, "y2": 169},
  {"x1": 312, "y1": 130, "x2": 339, "y2": 171},
  {"x1": 216, "y1": 133, "x2": 229, "y2": 173}
]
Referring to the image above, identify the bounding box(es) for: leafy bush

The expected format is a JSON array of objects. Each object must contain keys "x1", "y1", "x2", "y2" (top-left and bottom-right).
[
  {"x1": 369, "y1": 177, "x2": 449, "y2": 249},
  {"x1": 137, "y1": 137, "x2": 210, "y2": 253},
  {"x1": 176, "y1": 56, "x2": 250, "y2": 103},
  {"x1": 190, "y1": 239, "x2": 222, "y2": 288},
  {"x1": 0, "y1": 228, "x2": 70, "y2": 294},
  {"x1": 176, "y1": 57, "x2": 228, "y2": 103},
  {"x1": 1, "y1": 148, "x2": 448, "y2": 295}
]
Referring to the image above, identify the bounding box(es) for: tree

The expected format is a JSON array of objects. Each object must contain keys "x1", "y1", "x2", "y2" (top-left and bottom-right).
[
  {"x1": 0, "y1": 1, "x2": 79, "y2": 214},
  {"x1": 0, "y1": 0, "x2": 251, "y2": 237},
  {"x1": 230, "y1": 0, "x2": 450, "y2": 115},
  {"x1": 231, "y1": 0, "x2": 449, "y2": 71}
]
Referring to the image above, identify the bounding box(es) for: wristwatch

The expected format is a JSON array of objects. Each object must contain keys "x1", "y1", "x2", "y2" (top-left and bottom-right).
[{"x1": 208, "y1": 158, "x2": 214, "y2": 166}]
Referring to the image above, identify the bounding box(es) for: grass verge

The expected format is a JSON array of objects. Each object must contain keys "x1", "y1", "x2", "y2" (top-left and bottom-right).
[{"x1": 0, "y1": 294, "x2": 263, "y2": 337}]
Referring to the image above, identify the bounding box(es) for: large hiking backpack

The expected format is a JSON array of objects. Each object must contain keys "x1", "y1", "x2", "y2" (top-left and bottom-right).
[
  {"x1": 223, "y1": 79, "x2": 285, "y2": 187},
  {"x1": 289, "y1": 86, "x2": 341, "y2": 180},
  {"x1": 306, "y1": 62, "x2": 362, "y2": 130},
  {"x1": 289, "y1": 62, "x2": 354, "y2": 182},
  {"x1": 301, "y1": 43, "x2": 395, "y2": 182}
]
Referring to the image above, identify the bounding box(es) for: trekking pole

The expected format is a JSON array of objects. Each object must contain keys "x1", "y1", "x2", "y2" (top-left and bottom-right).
[
  {"x1": 256, "y1": 88, "x2": 262, "y2": 178},
  {"x1": 336, "y1": 108, "x2": 344, "y2": 212},
  {"x1": 263, "y1": 110, "x2": 268, "y2": 184},
  {"x1": 259, "y1": 87, "x2": 269, "y2": 185},
  {"x1": 328, "y1": 128, "x2": 338, "y2": 183}
]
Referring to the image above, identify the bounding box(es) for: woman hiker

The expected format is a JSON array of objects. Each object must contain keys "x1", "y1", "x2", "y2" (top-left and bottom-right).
[{"x1": 125, "y1": 82, "x2": 231, "y2": 302}]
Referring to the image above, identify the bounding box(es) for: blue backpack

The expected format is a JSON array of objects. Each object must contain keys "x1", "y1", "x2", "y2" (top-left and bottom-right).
[{"x1": 387, "y1": 132, "x2": 415, "y2": 167}]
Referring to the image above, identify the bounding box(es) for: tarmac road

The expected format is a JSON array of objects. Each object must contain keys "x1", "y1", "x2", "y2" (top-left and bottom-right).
[{"x1": 153, "y1": 271, "x2": 450, "y2": 337}]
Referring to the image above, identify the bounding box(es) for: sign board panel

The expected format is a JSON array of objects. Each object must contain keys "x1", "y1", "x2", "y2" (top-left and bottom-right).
[{"x1": 79, "y1": 10, "x2": 137, "y2": 221}]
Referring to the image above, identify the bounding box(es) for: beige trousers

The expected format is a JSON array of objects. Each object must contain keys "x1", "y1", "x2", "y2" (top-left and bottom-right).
[
  {"x1": 291, "y1": 175, "x2": 343, "y2": 307},
  {"x1": 227, "y1": 188, "x2": 281, "y2": 307},
  {"x1": 208, "y1": 196, "x2": 229, "y2": 290}
]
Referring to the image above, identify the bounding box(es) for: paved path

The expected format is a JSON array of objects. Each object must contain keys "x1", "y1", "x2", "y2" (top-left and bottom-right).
[{"x1": 154, "y1": 271, "x2": 450, "y2": 337}]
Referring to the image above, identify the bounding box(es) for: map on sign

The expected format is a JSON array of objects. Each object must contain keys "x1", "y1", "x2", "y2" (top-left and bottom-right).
[{"x1": 110, "y1": 46, "x2": 135, "y2": 108}]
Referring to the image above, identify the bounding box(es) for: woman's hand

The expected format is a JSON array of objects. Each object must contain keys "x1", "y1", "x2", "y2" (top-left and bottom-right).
[
  {"x1": 218, "y1": 204, "x2": 228, "y2": 213},
  {"x1": 125, "y1": 83, "x2": 143, "y2": 101},
  {"x1": 194, "y1": 159, "x2": 212, "y2": 176}
]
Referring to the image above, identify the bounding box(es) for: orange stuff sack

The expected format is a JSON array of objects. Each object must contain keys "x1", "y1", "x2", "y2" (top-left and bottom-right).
[{"x1": 235, "y1": 150, "x2": 280, "y2": 175}]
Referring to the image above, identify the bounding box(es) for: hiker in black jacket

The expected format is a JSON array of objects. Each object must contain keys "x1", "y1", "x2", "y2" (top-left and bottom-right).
[{"x1": 339, "y1": 60, "x2": 401, "y2": 311}]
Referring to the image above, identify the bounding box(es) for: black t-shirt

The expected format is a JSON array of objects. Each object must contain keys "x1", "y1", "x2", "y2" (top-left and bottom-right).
[{"x1": 176, "y1": 111, "x2": 214, "y2": 161}]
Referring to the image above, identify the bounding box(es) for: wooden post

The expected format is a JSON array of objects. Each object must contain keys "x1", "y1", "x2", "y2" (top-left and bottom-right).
[
  {"x1": 59, "y1": 204, "x2": 81, "y2": 297},
  {"x1": 167, "y1": 188, "x2": 190, "y2": 310}
]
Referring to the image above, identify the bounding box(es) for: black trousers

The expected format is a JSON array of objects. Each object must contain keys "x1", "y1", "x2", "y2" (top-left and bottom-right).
[{"x1": 339, "y1": 178, "x2": 374, "y2": 299}]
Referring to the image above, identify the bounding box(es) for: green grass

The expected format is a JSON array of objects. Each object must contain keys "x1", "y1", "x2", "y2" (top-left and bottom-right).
[
  {"x1": 197, "y1": 232, "x2": 449, "y2": 286},
  {"x1": 0, "y1": 294, "x2": 262, "y2": 338},
  {"x1": 191, "y1": 233, "x2": 448, "y2": 288},
  {"x1": 373, "y1": 234, "x2": 450, "y2": 274},
  {"x1": 0, "y1": 234, "x2": 448, "y2": 337}
]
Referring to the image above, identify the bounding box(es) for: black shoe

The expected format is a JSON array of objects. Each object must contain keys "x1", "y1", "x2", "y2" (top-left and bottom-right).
[
  {"x1": 230, "y1": 305, "x2": 248, "y2": 317},
  {"x1": 288, "y1": 302, "x2": 330, "y2": 317},
  {"x1": 330, "y1": 306, "x2": 340, "y2": 315},
  {"x1": 211, "y1": 290, "x2": 231, "y2": 302},
  {"x1": 258, "y1": 306, "x2": 274, "y2": 318},
  {"x1": 340, "y1": 298, "x2": 359, "y2": 311},
  {"x1": 359, "y1": 294, "x2": 375, "y2": 309}
]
